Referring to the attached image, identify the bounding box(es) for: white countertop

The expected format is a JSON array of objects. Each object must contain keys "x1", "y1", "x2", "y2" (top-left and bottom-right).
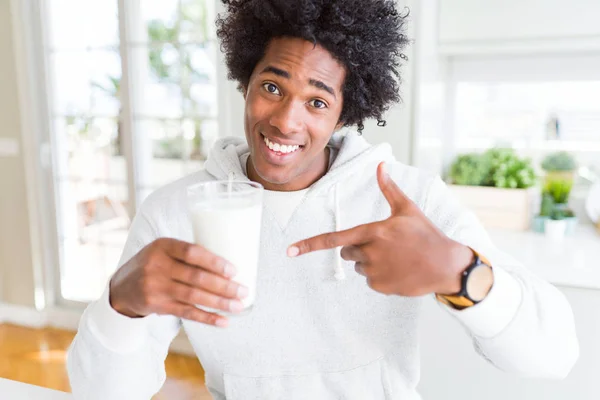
[
  {"x1": 0, "y1": 378, "x2": 72, "y2": 399},
  {"x1": 489, "y1": 225, "x2": 600, "y2": 290}
]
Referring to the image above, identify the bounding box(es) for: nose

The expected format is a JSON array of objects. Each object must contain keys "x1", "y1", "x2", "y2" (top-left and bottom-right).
[{"x1": 268, "y1": 99, "x2": 304, "y2": 135}]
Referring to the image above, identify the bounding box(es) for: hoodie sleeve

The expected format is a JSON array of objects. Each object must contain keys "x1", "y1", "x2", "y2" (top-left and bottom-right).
[
  {"x1": 423, "y1": 176, "x2": 579, "y2": 379},
  {"x1": 66, "y1": 202, "x2": 181, "y2": 400}
]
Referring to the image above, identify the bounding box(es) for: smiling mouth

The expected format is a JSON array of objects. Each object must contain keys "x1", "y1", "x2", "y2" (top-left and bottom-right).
[{"x1": 261, "y1": 134, "x2": 304, "y2": 155}]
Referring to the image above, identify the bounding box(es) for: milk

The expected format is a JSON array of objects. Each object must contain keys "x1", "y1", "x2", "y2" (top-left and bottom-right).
[{"x1": 190, "y1": 198, "x2": 263, "y2": 312}]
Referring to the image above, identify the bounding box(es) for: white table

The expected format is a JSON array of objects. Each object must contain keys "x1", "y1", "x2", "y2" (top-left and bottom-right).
[
  {"x1": 0, "y1": 378, "x2": 72, "y2": 399},
  {"x1": 489, "y1": 225, "x2": 600, "y2": 290}
]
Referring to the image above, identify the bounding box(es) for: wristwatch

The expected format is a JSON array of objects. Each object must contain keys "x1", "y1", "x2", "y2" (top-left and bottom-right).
[{"x1": 436, "y1": 249, "x2": 494, "y2": 310}]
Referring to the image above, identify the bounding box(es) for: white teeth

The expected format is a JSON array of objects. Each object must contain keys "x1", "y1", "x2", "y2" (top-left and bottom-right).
[{"x1": 263, "y1": 136, "x2": 301, "y2": 154}]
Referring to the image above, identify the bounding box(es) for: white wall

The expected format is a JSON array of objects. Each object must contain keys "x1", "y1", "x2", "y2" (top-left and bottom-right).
[
  {"x1": 411, "y1": 0, "x2": 448, "y2": 175},
  {"x1": 0, "y1": 0, "x2": 38, "y2": 308},
  {"x1": 418, "y1": 286, "x2": 599, "y2": 399},
  {"x1": 439, "y1": 0, "x2": 600, "y2": 55}
]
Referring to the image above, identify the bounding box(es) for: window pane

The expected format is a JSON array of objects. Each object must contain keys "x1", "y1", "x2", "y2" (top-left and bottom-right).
[
  {"x1": 89, "y1": 52, "x2": 123, "y2": 116},
  {"x1": 138, "y1": 0, "x2": 179, "y2": 44},
  {"x1": 136, "y1": 0, "x2": 215, "y2": 45},
  {"x1": 178, "y1": 0, "x2": 217, "y2": 43},
  {"x1": 48, "y1": 0, "x2": 119, "y2": 50},
  {"x1": 53, "y1": 117, "x2": 124, "y2": 180},
  {"x1": 52, "y1": 115, "x2": 129, "y2": 303},
  {"x1": 455, "y1": 82, "x2": 600, "y2": 151},
  {"x1": 131, "y1": 45, "x2": 183, "y2": 118},
  {"x1": 50, "y1": 50, "x2": 121, "y2": 116},
  {"x1": 181, "y1": 44, "x2": 217, "y2": 118},
  {"x1": 133, "y1": 118, "x2": 206, "y2": 202},
  {"x1": 58, "y1": 182, "x2": 129, "y2": 302}
]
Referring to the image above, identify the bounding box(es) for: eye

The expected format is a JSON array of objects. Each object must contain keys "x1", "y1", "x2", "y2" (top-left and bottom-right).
[
  {"x1": 262, "y1": 82, "x2": 281, "y2": 95},
  {"x1": 309, "y1": 99, "x2": 328, "y2": 109}
]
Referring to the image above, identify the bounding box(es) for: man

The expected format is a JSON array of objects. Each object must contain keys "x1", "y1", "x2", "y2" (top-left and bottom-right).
[{"x1": 67, "y1": 0, "x2": 579, "y2": 399}]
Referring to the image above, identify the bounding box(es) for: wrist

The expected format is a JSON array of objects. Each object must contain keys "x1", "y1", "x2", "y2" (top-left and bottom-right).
[
  {"x1": 109, "y1": 279, "x2": 143, "y2": 318},
  {"x1": 437, "y1": 240, "x2": 474, "y2": 296}
]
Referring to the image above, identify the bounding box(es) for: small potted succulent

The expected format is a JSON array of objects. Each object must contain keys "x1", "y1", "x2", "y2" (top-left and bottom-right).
[
  {"x1": 532, "y1": 194, "x2": 554, "y2": 233},
  {"x1": 562, "y1": 208, "x2": 578, "y2": 236},
  {"x1": 541, "y1": 151, "x2": 577, "y2": 184},
  {"x1": 541, "y1": 179, "x2": 578, "y2": 235},
  {"x1": 543, "y1": 179, "x2": 573, "y2": 209},
  {"x1": 545, "y1": 209, "x2": 569, "y2": 240}
]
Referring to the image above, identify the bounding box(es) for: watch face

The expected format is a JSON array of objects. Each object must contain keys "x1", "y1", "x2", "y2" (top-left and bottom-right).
[{"x1": 466, "y1": 265, "x2": 494, "y2": 302}]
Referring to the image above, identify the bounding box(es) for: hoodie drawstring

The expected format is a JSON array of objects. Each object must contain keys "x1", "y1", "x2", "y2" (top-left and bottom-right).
[{"x1": 333, "y1": 183, "x2": 346, "y2": 281}]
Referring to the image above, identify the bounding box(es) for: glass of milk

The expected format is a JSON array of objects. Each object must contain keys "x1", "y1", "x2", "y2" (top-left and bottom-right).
[{"x1": 187, "y1": 180, "x2": 263, "y2": 315}]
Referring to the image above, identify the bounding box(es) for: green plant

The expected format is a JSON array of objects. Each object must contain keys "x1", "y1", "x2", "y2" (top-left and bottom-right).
[
  {"x1": 544, "y1": 179, "x2": 573, "y2": 204},
  {"x1": 550, "y1": 208, "x2": 570, "y2": 220},
  {"x1": 484, "y1": 148, "x2": 536, "y2": 189},
  {"x1": 448, "y1": 153, "x2": 489, "y2": 186},
  {"x1": 448, "y1": 148, "x2": 536, "y2": 189},
  {"x1": 541, "y1": 151, "x2": 577, "y2": 172},
  {"x1": 539, "y1": 194, "x2": 554, "y2": 217}
]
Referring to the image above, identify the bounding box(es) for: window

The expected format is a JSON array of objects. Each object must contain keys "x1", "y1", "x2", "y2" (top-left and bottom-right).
[
  {"x1": 43, "y1": 0, "x2": 218, "y2": 303},
  {"x1": 415, "y1": 54, "x2": 600, "y2": 178},
  {"x1": 454, "y1": 81, "x2": 600, "y2": 171}
]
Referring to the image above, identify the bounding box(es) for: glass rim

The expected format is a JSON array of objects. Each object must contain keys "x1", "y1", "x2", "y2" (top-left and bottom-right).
[{"x1": 187, "y1": 180, "x2": 264, "y2": 196}]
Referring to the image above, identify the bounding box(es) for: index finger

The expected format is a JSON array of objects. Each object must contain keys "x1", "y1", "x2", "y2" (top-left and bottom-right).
[
  {"x1": 288, "y1": 223, "x2": 375, "y2": 257},
  {"x1": 158, "y1": 238, "x2": 236, "y2": 278}
]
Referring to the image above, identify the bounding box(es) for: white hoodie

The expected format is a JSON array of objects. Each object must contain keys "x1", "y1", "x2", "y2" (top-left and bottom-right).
[{"x1": 67, "y1": 132, "x2": 579, "y2": 400}]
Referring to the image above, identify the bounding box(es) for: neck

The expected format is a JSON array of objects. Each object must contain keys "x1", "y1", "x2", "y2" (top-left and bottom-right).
[{"x1": 247, "y1": 147, "x2": 330, "y2": 192}]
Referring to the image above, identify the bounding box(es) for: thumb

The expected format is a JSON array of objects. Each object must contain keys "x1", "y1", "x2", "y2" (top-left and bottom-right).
[{"x1": 377, "y1": 162, "x2": 413, "y2": 215}]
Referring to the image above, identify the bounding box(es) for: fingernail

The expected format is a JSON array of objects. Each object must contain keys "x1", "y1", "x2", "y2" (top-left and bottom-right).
[
  {"x1": 223, "y1": 262, "x2": 237, "y2": 278},
  {"x1": 215, "y1": 318, "x2": 228, "y2": 328},
  {"x1": 287, "y1": 246, "x2": 300, "y2": 257},
  {"x1": 229, "y1": 300, "x2": 244, "y2": 313},
  {"x1": 237, "y1": 285, "x2": 249, "y2": 299}
]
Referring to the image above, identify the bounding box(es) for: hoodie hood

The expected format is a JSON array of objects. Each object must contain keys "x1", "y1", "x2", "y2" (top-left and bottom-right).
[{"x1": 204, "y1": 130, "x2": 396, "y2": 196}]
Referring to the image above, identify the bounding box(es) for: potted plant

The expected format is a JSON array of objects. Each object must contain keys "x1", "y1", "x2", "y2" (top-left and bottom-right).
[
  {"x1": 543, "y1": 178, "x2": 573, "y2": 207},
  {"x1": 562, "y1": 208, "x2": 578, "y2": 236},
  {"x1": 448, "y1": 153, "x2": 488, "y2": 186},
  {"x1": 541, "y1": 178, "x2": 578, "y2": 235},
  {"x1": 541, "y1": 151, "x2": 577, "y2": 183},
  {"x1": 545, "y1": 209, "x2": 569, "y2": 241},
  {"x1": 532, "y1": 194, "x2": 554, "y2": 233},
  {"x1": 448, "y1": 148, "x2": 537, "y2": 231}
]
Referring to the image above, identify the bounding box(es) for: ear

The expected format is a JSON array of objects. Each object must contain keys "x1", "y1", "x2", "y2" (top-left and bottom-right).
[
  {"x1": 334, "y1": 121, "x2": 345, "y2": 131},
  {"x1": 238, "y1": 83, "x2": 248, "y2": 100}
]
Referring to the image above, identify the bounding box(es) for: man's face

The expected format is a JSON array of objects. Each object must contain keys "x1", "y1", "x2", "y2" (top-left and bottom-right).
[{"x1": 244, "y1": 37, "x2": 346, "y2": 191}]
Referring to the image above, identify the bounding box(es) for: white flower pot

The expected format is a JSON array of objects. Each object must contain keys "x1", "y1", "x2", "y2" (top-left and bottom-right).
[{"x1": 545, "y1": 219, "x2": 567, "y2": 241}]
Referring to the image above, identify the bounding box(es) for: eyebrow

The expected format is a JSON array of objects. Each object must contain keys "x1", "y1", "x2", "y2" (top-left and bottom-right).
[{"x1": 261, "y1": 66, "x2": 337, "y2": 99}]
